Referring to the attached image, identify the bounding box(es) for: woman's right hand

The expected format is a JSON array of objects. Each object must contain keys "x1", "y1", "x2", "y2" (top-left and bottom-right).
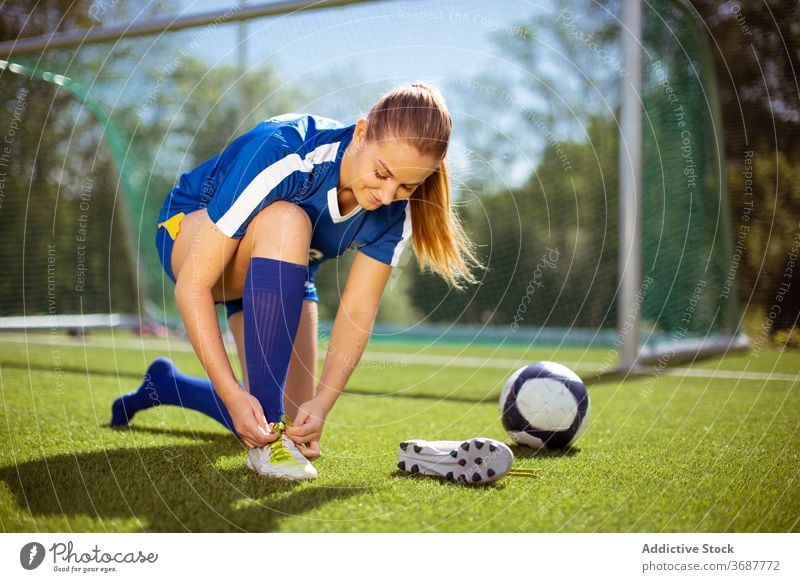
[{"x1": 222, "y1": 388, "x2": 276, "y2": 449}]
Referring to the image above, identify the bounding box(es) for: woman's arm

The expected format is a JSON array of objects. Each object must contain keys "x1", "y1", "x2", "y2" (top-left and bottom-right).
[
  {"x1": 285, "y1": 251, "x2": 392, "y2": 443},
  {"x1": 173, "y1": 210, "x2": 271, "y2": 447}
]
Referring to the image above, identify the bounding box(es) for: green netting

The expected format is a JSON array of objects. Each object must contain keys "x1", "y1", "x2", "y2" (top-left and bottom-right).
[
  {"x1": 639, "y1": 0, "x2": 739, "y2": 346},
  {"x1": 0, "y1": 0, "x2": 740, "y2": 349},
  {"x1": 0, "y1": 62, "x2": 138, "y2": 317}
]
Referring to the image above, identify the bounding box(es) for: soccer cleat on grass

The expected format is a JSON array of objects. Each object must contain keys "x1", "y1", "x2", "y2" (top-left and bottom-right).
[
  {"x1": 397, "y1": 438, "x2": 514, "y2": 484},
  {"x1": 246, "y1": 422, "x2": 317, "y2": 480}
]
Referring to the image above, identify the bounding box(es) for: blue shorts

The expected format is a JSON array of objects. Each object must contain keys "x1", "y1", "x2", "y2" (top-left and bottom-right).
[{"x1": 155, "y1": 211, "x2": 320, "y2": 303}]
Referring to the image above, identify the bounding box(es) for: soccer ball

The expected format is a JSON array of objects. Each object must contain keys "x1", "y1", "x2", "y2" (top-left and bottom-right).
[{"x1": 499, "y1": 361, "x2": 590, "y2": 449}]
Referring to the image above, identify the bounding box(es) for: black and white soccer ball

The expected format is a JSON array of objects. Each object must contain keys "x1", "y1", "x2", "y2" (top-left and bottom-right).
[{"x1": 499, "y1": 361, "x2": 590, "y2": 449}]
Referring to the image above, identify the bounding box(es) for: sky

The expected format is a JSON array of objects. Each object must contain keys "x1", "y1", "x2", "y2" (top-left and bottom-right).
[
  {"x1": 160, "y1": 0, "x2": 543, "y2": 89},
  {"x1": 153, "y1": 0, "x2": 565, "y2": 186},
  {"x1": 84, "y1": 0, "x2": 618, "y2": 189}
]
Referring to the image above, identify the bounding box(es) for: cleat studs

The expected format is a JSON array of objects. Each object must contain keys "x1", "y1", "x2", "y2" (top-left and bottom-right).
[
  {"x1": 472, "y1": 473, "x2": 482, "y2": 482},
  {"x1": 458, "y1": 474, "x2": 466, "y2": 482},
  {"x1": 399, "y1": 442, "x2": 408, "y2": 451},
  {"x1": 489, "y1": 444, "x2": 497, "y2": 452},
  {"x1": 487, "y1": 469, "x2": 496, "y2": 477},
  {"x1": 413, "y1": 445, "x2": 422, "y2": 453},
  {"x1": 449, "y1": 450, "x2": 458, "y2": 458},
  {"x1": 446, "y1": 471, "x2": 454, "y2": 480},
  {"x1": 410, "y1": 464, "x2": 419, "y2": 474},
  {"x1": 460, "y1": 442, "x2": 470, "y2": 451},
  {"x1": 458, "y1": 459, "x2": 467, "y2": 466},
  {"x1": 475, "y1": 440, "x2": 484, "y2": 450},
  {"x1": 398, "y1": 461, "x2": 406, "y2": 471},
  {"x1": 475, "y1": 457, "x2": 483, "y2": 465}
]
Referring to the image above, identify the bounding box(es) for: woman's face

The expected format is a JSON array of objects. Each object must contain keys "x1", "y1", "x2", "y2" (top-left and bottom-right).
[{"x1": 341, "y1": 119, "x2": 440, "y2": 211}]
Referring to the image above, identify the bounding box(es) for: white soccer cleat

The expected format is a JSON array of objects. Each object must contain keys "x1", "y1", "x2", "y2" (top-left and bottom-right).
[
  {"x1": 246, "y1": 423, "x2": 317, "y2": 481},
  {"x1": 397, "y1": 438, "x2": 514, "y2": 484}
]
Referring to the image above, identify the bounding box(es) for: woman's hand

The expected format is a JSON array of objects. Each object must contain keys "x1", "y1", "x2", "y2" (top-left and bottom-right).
[
  {"x1": 285, "y1": 397, "x2": 327, "y2": 458},
  {"x1": 296, "y1": 440, "x2": 321, "y2": 461},
  {"x1": 222, "y1": 389, "x2": 276, "y2": 449}
]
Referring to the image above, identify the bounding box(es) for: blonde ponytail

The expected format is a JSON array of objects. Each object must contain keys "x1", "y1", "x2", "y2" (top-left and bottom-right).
[{"x1": 409, "y1": 159, "x2": 480, "y2": 288}]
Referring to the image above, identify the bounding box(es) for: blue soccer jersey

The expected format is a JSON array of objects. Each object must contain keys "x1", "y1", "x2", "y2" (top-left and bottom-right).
[{"x1": 158, "y1": 114, "x2": 412, "y2": 270}]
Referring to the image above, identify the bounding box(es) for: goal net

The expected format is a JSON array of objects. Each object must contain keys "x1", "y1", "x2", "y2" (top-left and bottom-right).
[{"x1": 0, "y1": 0, "x2": 744, "y2": 365}]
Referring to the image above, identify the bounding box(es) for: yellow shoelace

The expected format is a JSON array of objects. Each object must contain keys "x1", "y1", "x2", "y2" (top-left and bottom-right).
[
  {"x1": 266, "y1": 422, "x2": 295, "y2": 464},
  {"x1": 508, "y1": 468, "x2": 540, "y2": 478}
]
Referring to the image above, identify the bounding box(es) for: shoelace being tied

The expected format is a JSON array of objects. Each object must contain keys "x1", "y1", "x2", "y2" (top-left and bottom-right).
[{"x1": 267, "y1": 422, "x2": 295, "y2": 463}]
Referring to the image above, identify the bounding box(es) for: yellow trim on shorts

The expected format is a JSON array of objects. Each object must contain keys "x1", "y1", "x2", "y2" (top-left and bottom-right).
[{"x1": 157, "y1": 212, "x2": 186, "y2": 241}]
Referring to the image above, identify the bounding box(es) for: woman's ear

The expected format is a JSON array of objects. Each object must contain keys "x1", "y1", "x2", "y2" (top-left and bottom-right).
[{"x1": 354, "y1": 118, "x2": 369, "y2": 149}]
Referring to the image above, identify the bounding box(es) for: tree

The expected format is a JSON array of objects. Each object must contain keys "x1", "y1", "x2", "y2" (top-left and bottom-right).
[
  {"x1": 0, "y1": 0, "x2": 169, "y2": 316},
  {"x1": 409, "y1": 116, "x2": 619, "y2": 330},
  {"x1": 689, "y1": 0, "x2": 800, "y2": 336}
]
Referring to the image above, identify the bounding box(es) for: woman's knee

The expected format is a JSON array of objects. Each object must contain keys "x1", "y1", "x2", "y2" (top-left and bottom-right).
[
  {"x1": 252, "y1": 201, "x2": 311, "y2": 240},
  {"x1": 248, "y1": 201, "x2": 312, "y2": 262}
]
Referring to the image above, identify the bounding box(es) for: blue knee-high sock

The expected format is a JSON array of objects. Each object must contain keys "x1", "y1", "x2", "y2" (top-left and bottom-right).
[
  {"x1": 110, "y1": 357, "x2": 235, "y2": 432},
  {"x1": 244, "y1": 257, "x2": 306, "y2": 423}
]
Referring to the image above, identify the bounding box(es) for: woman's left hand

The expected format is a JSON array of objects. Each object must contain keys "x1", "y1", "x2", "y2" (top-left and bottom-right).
[
  {"x1": 285, "y1": 397, "x2": 328, "y2": 456},
  {"x1": 296, "y1": 440, "x2": 321, "y2": 460}
]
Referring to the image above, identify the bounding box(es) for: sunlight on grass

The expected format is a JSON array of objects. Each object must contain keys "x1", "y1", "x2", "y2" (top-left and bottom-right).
[{"x1": 0, "y1": 332, "x2": 797, "y2": 532}]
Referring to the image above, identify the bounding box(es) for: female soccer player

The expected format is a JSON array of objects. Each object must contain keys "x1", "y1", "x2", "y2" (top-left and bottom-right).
[{"x1": 111, "y1": 82, "x2": 480, "y2": 480}]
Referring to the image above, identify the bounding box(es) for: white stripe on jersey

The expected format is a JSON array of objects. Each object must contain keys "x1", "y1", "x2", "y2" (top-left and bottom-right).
[
  {"x1": 390, "y1": 204, "x2": 413, "y2": 267},
  {"x1": 215, "y1": 141, "x2": 341, "y2": 237}
]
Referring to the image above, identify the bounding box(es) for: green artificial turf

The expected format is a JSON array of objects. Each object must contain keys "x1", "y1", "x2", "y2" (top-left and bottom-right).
[{"x1": 0, "y1": 330, "x2": 797, "y2": 532}]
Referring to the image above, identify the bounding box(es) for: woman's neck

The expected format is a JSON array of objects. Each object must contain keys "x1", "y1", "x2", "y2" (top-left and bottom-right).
[{"x1": 337, "y1": 188, "x2": 359, "y2": 216}]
